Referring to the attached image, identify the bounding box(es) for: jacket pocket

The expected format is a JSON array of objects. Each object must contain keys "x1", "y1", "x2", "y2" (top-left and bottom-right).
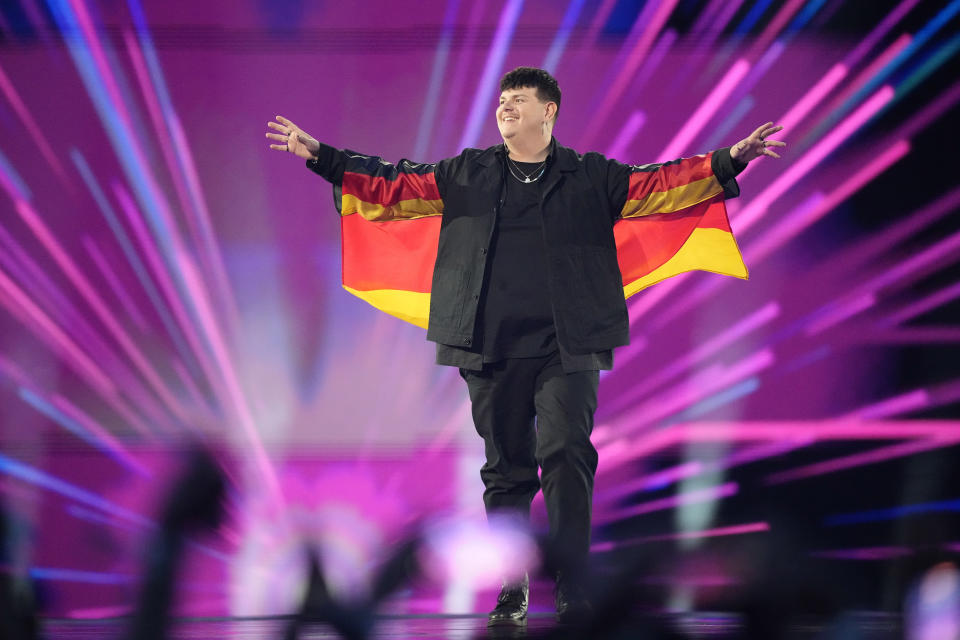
[
  {"x1": 430, "y1": 265, "x2": 470, "y2": 328},
  {"x1": 561, "y1": 248, "x2": 628, "y2": 339}
]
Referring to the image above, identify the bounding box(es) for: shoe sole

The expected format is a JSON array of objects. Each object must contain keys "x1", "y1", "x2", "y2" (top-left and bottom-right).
[{"x1": 487, "y1": 617, "x2": 527, "y2": 627}]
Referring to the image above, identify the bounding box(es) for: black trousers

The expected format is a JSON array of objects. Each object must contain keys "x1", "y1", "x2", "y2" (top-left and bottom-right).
[{"x1": 460, "y1": 351, "x2": 599, "y2": 572}]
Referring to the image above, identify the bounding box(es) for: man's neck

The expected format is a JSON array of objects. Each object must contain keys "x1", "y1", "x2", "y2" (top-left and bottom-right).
[{"x1": 504, "y1": 133, "x2": 551, "y2": 162}]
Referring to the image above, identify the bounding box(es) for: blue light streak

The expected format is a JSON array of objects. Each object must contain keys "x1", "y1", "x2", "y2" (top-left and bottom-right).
[
  {"x1": 413, "y1": 0, "x2": 461, "y2": 159},
  {"x1": 71, "y1": 149, "x2": 200, "y2": 381},
  {"x1": 542, "y1": 0, "x2": 587, "y2": 74},
  {"x1": 826, "y1": 498, "x2": 960, "y2": 526},
  {"x1": 0, "y1": 148, "x2": 31, "y2": 200},
  {"x1": 458, "y1": 0, "x2": 525, "y2": 149}
]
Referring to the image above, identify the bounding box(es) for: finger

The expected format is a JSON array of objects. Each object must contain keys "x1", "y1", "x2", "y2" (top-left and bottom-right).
[
  {"x1": 764, "y1": 140, "x2": 786, "y2": 147},
  {"x1": 761, "y1": 125, "x2": 783, "y2": 139},
  {"x1": 268, "y1": 143, "x2": 289, "y2": 151},
  {"x1": 752, "y1": 121, "x2": 774, "y2": 138},
  {"x1": 763, "y1": 149, "x2": 781, "y2": 159},
  {"x1": 275, "y1": 115, "x2": 293, "y2": 126},
  {"x1": 267, "y1": 121, "x2": 287, "y2": 131},
  {"x1": 266, "y1": 132, "x2": 287, "y2": 142}
]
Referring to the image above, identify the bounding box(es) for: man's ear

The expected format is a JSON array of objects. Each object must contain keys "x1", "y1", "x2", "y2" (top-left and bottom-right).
[{"x1": 545, "y1": 101, "x2": 557, "y2": 123}]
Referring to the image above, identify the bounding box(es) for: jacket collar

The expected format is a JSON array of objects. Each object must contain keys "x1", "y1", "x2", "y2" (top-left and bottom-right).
[{"x1": 477, "y1": 137, "x2": 578, "y2": 172}]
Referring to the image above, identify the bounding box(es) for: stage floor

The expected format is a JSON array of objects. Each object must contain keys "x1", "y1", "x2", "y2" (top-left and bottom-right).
[{"x1": 41, "y1": 612, "x2": 901, "y2": 639}]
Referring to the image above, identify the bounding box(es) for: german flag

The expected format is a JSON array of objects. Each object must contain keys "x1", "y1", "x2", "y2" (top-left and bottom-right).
[
  {"x1": 339, "y1": 152, "x2": 747, "y2": 329},
  {"x1": 339, "y1": 155, "x2": 442, "y2": 328},
  {"x1": 615, "y1": 152, "x2": 748, "y2": 298}
]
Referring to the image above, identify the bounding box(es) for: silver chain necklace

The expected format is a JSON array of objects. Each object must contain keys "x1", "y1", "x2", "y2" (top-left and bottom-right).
[{"x1": 507, "y1": 156, "x2": 546, "y2": 183}]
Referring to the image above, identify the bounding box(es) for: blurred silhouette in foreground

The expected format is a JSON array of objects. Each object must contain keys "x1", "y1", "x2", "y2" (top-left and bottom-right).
[
  {"x1": 0, "y1": 501, "x2": 38, "y2": 640},
  {"x1": 124, "y1": 446, "x2": 225, "y2": 640},
  {"x1": 283, "y1": 538, "x2": 422, "y2": 640},
  {"x1": 118, "y1": 447, "x2": 960, "y2": 639}
]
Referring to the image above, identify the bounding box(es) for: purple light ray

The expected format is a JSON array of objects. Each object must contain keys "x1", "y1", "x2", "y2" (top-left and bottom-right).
[
  {"x1": 0, "y1": 265, "x2": 115, "y2": 395},
  {"x1": 0, "y1": 451, "x2": 154, "y2": 528},
  {"x1": 82, "y1": 236, "x2": 150, "y2": 332},
  {"x1": 894, "y1": 77, "x2": 960, "y2": 141},
  {"x1": 842, "y1": 389, "x2": 931, "y2": 421},
  {"x1": 804, "y1": 293, "x2": 876, "y2": 336},
  {"x1": 626, "y1": 272, "x2": 688, "y2": 329},
  {"x1": 661, "y1": 0, "x2": 748, "y2": 104},
  {"x1": 749, "y1": 0, "x2": 808, "y2": 59},
  {"x1": 886, "y1": 280, "x2": 960, "y2": 327},
  {"x1": 0, "y1": 62, "x2": 72, "y2": 188},
  {"x1": 0, "y1": 150, "x2": 31, "y2": 202},
  {"x1": 862, "y1": 327, "x2": 960, "y2": 345},
  {"x1": 765, "y1": 436, "x2": 960, "y2": 485},
  {"x1": 165, "y1": 109, "x2": 240, "y2": 331},
  {"x1": 733, "y1": 85, "x2": 895, "y2": 234},
  {"x1": 658, "y1": 59, "x2": 751, "y2": 161},
  {"x1": 55, "y1": 0, "x2": 237, "y2": 382},
  {"x1": 842, "y1": 0, "x2": 923, "y2": 69},
  {"x1": 457, "y1": 0, "x2": 524, "y2": 150},
  {"x1": 592, "y1": 521, "x2": 769, "y2": 552},
  {"x1": 855, "y1": 220, "x2": 960, "y2": 300},
  {"x1": 596, "y1": 461, "x2": 704, "y2": 505},
  {"x1": 594, "y1": 431, "x2": 813, "y2": 488},
  {"x1": 176, "y1": 253, "x2": 284, "y2": 504},
  {"x1": 0, "y1": 255, "x2": 156, "y2": 438},
  {"x1": 412, "y1": 0, "x2": 461, "y2": 158},
  {"x1": 137, "y1": 28, "x2": 240, "y2": 338},
  {"x1": 812, "y1": 186, "x2": 960, "y2": 288},
  {"x1": 0, "y1": 227, "x2": 126, "y2": 369},
  {"x1": 121, "y1": 29, "x2": 228, "y2": 310},
  {"x1": 113, "y1": 184, "x2": 224, "y2": 389},
  {"x1": 2, "y1": 201, "x2": 173, "y2": 431},
  {"x1": 171, "y1": 358, "x2": 215, "y2": 417},
  {"x1": 623, "y1": 29, "x2": 677, "y2": 109},
  {"x1": 50, "y1": 394, "x2": 152, "y2": 477},
  {"x1": 776, "y1": 63, "x2": 848, "y2": 135},
  {"x1": 793, "y1": 32, "x2": 911, "y2": 146},
  {"x1": 595, "y1": 482, "x2": 738, "y2": 525},
  {"x1": 689, "y1": 0, "x2": 729, "y2": 37},
  {"x1": 60, "y1": 0, "x2": 138, "y2": 136},
  {"x1": 603, "y1": 348, "x2": 775, "y2": 439},
  {"x1": 811, "y1": 546, "x2": 913, "y2": 561},
  {"x1": 578, "y1": 0, "x2": 680, "y2": 148},
  {"x1": 579, "y1": 0, "x2": 619, "y2": 54},
  {"x1": 605, "y1": 110, "x2": 646, "y2": 160},
  {"x1": 13, "y1": 198, "x2": 191, "y2": 427},
  {"x1": 599, "y1": 420, "x2": 960, "y2": 474},
  {"x1": 745, "y1": 139, "x2": 910, "y2": 265},
  {"x1": 610, "y1": 302, "x2": 779, "y2": 414},
  {"x1": 541, "y1": 0, "x2": 586, "y2": 74}
]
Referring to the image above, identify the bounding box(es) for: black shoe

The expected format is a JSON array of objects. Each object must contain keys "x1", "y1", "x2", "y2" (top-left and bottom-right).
[
  {"x1": 555, "y1": 576, "x2": 592, "y2": 625},
  {"x1": 487, "y1": 574, "x2": 529, "y2": 627}
]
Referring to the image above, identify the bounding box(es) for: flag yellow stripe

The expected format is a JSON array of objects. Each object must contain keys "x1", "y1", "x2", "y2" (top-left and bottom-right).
[
  {"x1": 623, "y1": 227, "x2": 748, "y2": 298},
  {"x1": 343, "y1": 285, "x2": 431, "y2": 328},
  {"x1": 342, "y1": 194, "x2": 443, "y2": 221},
  {"x1": 623, "y1": 175, "x2": 723, "y2": 219}
]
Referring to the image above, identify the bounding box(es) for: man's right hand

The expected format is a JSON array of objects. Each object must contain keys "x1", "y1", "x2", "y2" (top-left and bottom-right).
[{"x1": 266, "y1": 115, "x2": 320, "y2": 161}]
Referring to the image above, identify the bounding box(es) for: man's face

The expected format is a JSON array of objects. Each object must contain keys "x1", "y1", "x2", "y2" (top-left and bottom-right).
[{"x1": 497, "y1": 87, "x2": 551, "y2": 140}]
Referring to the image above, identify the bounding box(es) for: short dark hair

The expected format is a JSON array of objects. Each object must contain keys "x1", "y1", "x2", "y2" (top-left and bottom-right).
[{"x1": 499, "y1": 67, "x2": 561, "y2": 121}]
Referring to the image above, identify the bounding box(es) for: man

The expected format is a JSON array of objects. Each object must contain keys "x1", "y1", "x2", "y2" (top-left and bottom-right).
[{"x1": 267, "y1": 67, "x2": 783, "y2": 626}]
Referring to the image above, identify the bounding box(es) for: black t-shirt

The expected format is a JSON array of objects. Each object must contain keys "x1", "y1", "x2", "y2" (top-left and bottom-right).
[{"x1": 476, "y1": 157, "x2": 557, "y2": 361}]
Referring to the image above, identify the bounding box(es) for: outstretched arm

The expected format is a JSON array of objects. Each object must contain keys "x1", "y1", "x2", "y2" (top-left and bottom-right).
[
  {"x1": 266, "y1": 115, "x2": 443, "y2": 221},
  {"x1": 611, "y1": 121, "x2": 785, "y2": 220}
]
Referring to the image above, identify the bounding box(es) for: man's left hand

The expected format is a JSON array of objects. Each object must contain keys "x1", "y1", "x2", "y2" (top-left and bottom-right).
[{"x1": 731, "y1": 122, "x2": 785, "y2": 163}]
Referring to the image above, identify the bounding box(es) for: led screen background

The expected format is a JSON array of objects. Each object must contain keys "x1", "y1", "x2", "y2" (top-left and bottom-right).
[{"x1": 0, "y1": 0, "x2": 958, "y2": 618}]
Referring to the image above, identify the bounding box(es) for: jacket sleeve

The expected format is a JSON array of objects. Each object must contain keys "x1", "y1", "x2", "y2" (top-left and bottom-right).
[
  {"x1": 607, "y1": 146, "x2": 746, "y2": 220},
  {"x1": 307, "y1": 143, "x2": 443, "y2": 221}
]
